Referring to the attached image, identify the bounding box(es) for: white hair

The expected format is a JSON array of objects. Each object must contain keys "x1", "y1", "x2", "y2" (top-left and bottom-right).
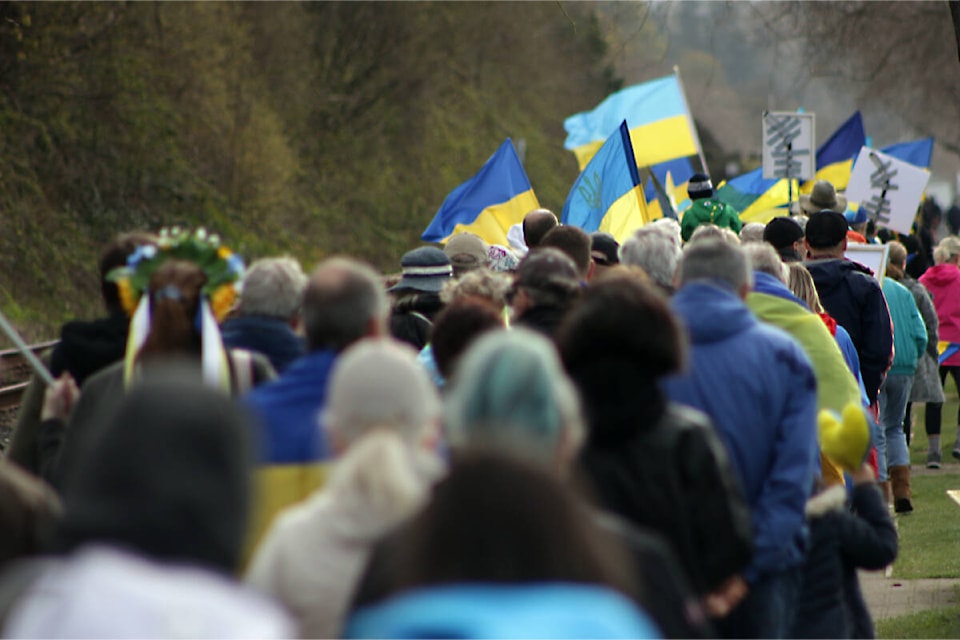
[
  {"x1": 742, "y1": 242, "x2": 788, "y2": 283},
  {"x1": 620, "y1": 225, "x2": 682, "y2": 291},
  {"x1": 740, "y1": 222, "x2": 766, "y2": 244}
]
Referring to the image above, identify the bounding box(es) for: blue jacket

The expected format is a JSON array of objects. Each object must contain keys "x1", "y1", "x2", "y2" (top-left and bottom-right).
[
  {"x1": 244, "y1": 350, "x2": 336, "y2": 464},
  {"x1": 221, "y1": 315, "x2": 305, "y2": 374},
  {"x1": 881, "y1": 278, "x2": 928, "y2": 376},
  {"x1": 242, "y1": 350, "x2": 337, "y2": 559},
  {"x1": 662, "y1": 282, "x2": 819, "y2": 582},
  {"x1": 346, "y1": 584, "x2": 660, "y2": 639},
  {"x1": 805, "y1": 259, "x2": 893, "y2": 404}
]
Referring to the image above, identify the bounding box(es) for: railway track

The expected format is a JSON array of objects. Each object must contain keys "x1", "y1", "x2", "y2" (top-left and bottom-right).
[{"x1": 0, "y1": 340, "x2": 59, "y2": 450}]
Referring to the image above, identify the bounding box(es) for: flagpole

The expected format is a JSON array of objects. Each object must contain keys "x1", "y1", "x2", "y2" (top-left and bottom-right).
[{"x1": 674, "y1": 65, "x2": 710, "y2": 177}]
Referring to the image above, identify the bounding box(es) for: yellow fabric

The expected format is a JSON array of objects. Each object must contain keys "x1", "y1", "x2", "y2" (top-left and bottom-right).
[
  {"x1": 799, "y1": 160, "x2": 855, "y2": 194},
  {"x1": 574, "y1": 115, "x2": 699, "y2": 171},
  {"x1": 448, "y1": 189, "x2": 540, "y2": 246},
  {"x1": 242, "y1": 462, "x2": 329, "y2": 567},
  {"x1": 818, "y1": 404, "x2": 872, "y2": 474},
  {"x1": 739, "y1": 179, "x2": 800, "y2": 223},
  {"x1": 598, "y1": 185, "x2": 650, "y2": 242}
]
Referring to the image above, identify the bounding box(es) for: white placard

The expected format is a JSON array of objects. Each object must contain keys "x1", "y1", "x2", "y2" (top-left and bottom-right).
[
  {"x1": 845, "y1": 147, "x2": 930, "y2": 235},
  {"x1": 844, "y1": 243, "x2": 889, "y2": 284},
  {"x1": 762, "y1": 112, "x2": 816, "y2": 181}
]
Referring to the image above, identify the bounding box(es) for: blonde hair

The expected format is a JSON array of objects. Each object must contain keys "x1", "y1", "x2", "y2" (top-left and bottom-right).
[
  {"x1": 934, "y1": 236, "x2": 960, "y2": 265},
  {"x1": 787, "y1": 263, "x2": 823, "y2": 313}
]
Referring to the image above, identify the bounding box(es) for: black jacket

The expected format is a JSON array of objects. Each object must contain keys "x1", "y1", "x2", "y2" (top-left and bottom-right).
[
  {"x1": 577, "y1": 393, "x2": 753, "y2": 597},
  {"x1": 49, "y1": 313, "x2": 129, "y2": 387},
  {"x1": 789, "y1": 484, "x2": 897, "y2": 639},
  {"x1": 806, "y1": 258, "x2": 893, "y2": 405}
]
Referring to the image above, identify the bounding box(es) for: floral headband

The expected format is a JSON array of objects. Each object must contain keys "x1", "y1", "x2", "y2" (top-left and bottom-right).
[
  {"x1": 108, "y1": 227, "x2": 245, "y2": 322},
  {"x1": 107, "y1": 227, "x2": 245, "y2": 391}
]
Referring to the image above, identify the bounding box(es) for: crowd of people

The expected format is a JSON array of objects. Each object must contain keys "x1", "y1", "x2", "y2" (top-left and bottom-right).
[{"x1": 0, "y1": 171, "x2": 955, "y2": 638}]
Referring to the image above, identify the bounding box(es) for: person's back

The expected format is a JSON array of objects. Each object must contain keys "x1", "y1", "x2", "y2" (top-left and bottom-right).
[
  {"x1": 3, "y1": 367, "x2": 294, "y2": 638},
  {"x1": 680, "y1": 174, "x2": 742, "y2": 243},
  {"x1": 804, "y1": 211, "x2": 893, "y2": 406},
  {"x1": 558, "y1": 273, "x2": 752, "y2": 600},
  {"x1": 245, "y1": 339, "x2": 443, "y2": 638},
  {"x1": 244, "y1": 258, "x2": 390, "y2": 559},
  {"x1": 221, "y1": 256, "x2": 307, "y2": 374},
  {"x1": 661, "y1": 240, "x2": 818, "y2": 639}
]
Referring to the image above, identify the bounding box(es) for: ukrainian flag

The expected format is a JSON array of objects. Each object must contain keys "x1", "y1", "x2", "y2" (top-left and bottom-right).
[
  {"x1": 564, "y1": 74, "x2": 700, "y2": 172},
  {"x1": 561, "y1": 121, "x2": 649, "y2": 241},
  {"x1": 800, "y1": 111, "x2": 866, "y2": 194},
  {"x1": 715, "y1": 112, "x2": 867, "y2": 223},
  {"x1": 422, "y1": 138, "x2": 539, "y2": 246},
  {"x1": 883, "y1": 138, "x2": 934, "y2": 167}
]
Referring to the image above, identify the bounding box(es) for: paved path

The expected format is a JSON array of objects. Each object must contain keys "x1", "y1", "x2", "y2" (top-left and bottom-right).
[
  {"x1": 860, "y1": 570, "x2": 960, "y2": 620},
  {"x1": 859, "y1": 463, "x2": 960, "y2": 621}
]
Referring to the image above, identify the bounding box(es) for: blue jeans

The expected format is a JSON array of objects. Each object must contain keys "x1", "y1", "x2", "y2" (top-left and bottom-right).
[
  {"x1": 715, "y1": 567, "x2": 802, "y2": 639},
  {"x1": 877, "y1": 374, "x2": 913, "y2": 480}
]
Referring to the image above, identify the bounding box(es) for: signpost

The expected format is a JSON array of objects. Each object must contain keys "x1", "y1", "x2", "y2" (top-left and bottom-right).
[{"x1": 762, "y1": 111, "x2": 816, "y2": 205}]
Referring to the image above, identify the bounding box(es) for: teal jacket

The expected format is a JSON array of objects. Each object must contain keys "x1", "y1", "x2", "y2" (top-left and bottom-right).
[
  {"x1": 881, "y1": 278, "x2": 927, "y2": 376},
  {"x1": 680, "y1": 198, "x2": 742, "y2": 242}
]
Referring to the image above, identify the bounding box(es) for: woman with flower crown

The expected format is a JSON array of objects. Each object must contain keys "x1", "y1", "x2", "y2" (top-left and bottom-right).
[{"x1": 36, "y1": 228, "x2": 276, "y2": 491}]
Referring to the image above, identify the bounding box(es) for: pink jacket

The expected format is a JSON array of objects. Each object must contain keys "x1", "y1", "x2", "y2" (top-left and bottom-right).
[{"x1": 920, "y1": 264, "x2": 960, "y2": 366}]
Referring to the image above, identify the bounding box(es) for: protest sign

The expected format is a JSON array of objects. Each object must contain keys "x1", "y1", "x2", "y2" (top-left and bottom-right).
[
  {"x1": 845, "y1": 147, "x2": 930, "y2": 235},
  {"x1": 762, "y1": 112, "x2": 816, "y2": 181}
]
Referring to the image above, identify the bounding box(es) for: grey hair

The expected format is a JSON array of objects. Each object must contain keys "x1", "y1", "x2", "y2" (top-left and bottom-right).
[
  {"x1": 303, "y1": 257, "x2": 389, "y2": 352},
  {"x1": 440, "y1": 269, "x2": 512, "y2": 309},
  {"x1": 238, "y1": 256, "x2": 307, "y2": 320},
  {"x1": 739, "y1": 222, "x2": 766, "y2": 244},
  {"x1": 620, "y1": 225, "x2": 682, "y2": 291},
  {"x1": 677, "y1": 239, "x2": 754, "y2": 292},
  {"x1": 742, "y1": 242, "x2": 787, "y2": 283},
  {"x1": 444, "y1": 328, "x2": 585, "y2": 467},
  {"x1": 647, "y1": 218, "x2": 682, "y2": 246}
]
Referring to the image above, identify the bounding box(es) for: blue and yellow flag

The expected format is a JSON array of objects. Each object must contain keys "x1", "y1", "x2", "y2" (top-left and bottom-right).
[
  {"x1": 800, "y1": 111, "x2": 866, "y2": 194},
  {"x1": 422, "y1": 139, "x2": 540, "y2": 246},
  {"x1": 561, "y1": 121, "x2": 649, "y2": 241},
  {"x1": 644, "y1": 156, "x2": 695, "y2": 219},
  {"x1": 564, "y1": 74, "x2": 700, "y2": 171}
]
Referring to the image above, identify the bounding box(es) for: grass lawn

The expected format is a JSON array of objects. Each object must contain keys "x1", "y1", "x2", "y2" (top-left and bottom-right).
[
  {"x1": 889, "y1": 472, "x2": 960, "y2": 579},
  {"x1": 908, "y1": 376, "x2": 960, "y2": 468},
  {"x1": 876, "y1": 602, "x2": 960, "y2": 639}
]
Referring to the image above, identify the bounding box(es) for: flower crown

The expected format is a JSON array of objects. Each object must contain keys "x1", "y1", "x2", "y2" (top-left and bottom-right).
[{"x1": 108, "y1": 227, "x2": 245, "y2": 321}]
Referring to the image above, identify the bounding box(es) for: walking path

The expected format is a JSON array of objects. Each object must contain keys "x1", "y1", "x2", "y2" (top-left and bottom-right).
[
  {"x1": 860, "y1": 570, "x2": 960, "y2": 620},
  {"x1": 860, "y1": 464, "x2": 960, "y2": 621}
]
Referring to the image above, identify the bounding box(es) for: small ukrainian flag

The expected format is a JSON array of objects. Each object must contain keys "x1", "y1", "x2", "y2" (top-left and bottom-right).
[
  {"x1": 422, "y1": 139, "x2": 539, "y2": 247},
  {"x1": 561, "y1": 120, "x2": 649, "y2": 242}
]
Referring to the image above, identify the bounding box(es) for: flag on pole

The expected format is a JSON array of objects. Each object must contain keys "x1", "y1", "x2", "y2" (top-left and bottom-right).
[
  {"x1": 564, "y1": 74, "x2": 701, "y2": 172},
  {"x1": 422, "y1": 139, "x2": 539, "y2": 246},
  {"x1": 799, "y1": 111, "x2": 867, "y2": 194},
  {"x1": 561, "y1": 121, "x2": 649, "y2": 241}
]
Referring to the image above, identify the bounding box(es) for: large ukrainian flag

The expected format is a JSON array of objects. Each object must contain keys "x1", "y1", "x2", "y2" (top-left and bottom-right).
[
  {"x1": 561, "y1": 121, "x2": 649, "y2": 241},
  {"x1": 422, "y1": 138, "x2": 539, "y2": 246},
  {"x1": 564, "y1": 74, "x2": 699, "y2": 172}
]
